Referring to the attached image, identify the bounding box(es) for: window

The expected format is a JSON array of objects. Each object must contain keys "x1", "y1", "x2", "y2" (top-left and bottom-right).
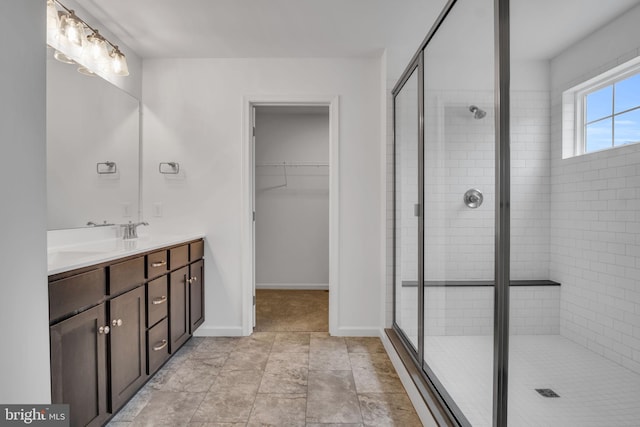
[
  {"x1": 584, "y1": 72, "x2": 640, "y2": 152},
  {"x1": 563, "y1": 57, "x2": 640, "y2": 158}
]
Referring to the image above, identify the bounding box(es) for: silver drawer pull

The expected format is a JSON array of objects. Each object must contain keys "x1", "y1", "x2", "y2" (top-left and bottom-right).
[
  {"x1": 152, "y1": 296, "x2": 167, "y2": 305},
  {"x1": 98, "y1": 325, "x2": 110, "y2": 335},
  {"x1": 191, "y1": 276, "x2": 197, "y2": 282},
  {"x1": 112, "y1": 318, "x2": 123, "y2": 327},
  {"x1": 153, "y1": 339, "x2": 168, "y2": 351},
  {"x1": 151, "y1": 260, "x2": 167, "y2": 268}
]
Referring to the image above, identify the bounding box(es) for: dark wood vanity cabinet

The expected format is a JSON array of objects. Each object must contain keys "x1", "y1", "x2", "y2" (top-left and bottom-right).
[
  {"x1": 169, "y1": 266, "x2": 191, "y2": 352},
  {"x1": 49, "y1": 238, "x2": 205, "y2": 426},
  {"x1": 50, "y1": 304, "x2": 107, "y2": 427},
  {"x1": 108, "y1": 286, "x2": 147, "y2": 411},
  {"x1": 190, "y1": 259, "x2": 205, "y2": 333}
]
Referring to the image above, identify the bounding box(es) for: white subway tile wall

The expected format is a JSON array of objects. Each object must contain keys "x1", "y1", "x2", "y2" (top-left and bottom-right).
[
  {"x1": 388, "y1": 90, "x2": 553, "y2": 333},
  {"x1": 400, "y1": 285, "x2": 560, "y2": 340},
  {"x1": 551, "y1": 49, "x2": 640, "y2": 376}
]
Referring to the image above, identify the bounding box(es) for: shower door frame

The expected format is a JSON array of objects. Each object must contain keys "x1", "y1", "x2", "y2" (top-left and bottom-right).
[{"x1": 391, "y1": 0, "x2": 512, "y2": 426}]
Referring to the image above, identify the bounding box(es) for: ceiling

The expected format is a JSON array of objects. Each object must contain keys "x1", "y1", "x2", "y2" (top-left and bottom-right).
[
  {"x1": 76, "y1": 0, "x2": 639, "y2": 61},
  {"x1": 77, "y1": 0, "x2": 446, "y2": 59}
]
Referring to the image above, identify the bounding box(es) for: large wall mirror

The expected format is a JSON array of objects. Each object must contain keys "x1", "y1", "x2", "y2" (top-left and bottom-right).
[{"x1": 47, "y1": 52, "x2": 140, "y2": 230}]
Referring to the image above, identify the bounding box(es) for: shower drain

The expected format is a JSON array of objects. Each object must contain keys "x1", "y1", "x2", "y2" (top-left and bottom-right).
[{"x1": 535, "y1": 388, "x2": 560, "y2": 398}]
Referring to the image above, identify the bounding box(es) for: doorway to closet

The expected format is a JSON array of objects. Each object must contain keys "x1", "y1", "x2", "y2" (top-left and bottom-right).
[{"x1": 253, "y1": 105, "x2": 330, "y2": 332}]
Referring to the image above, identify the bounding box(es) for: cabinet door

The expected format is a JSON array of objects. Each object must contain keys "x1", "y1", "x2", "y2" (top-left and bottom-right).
[
  {"x1": 109, "y1": 286, "x2": 147, "y2": 412},
  {"x1": 50, "y1": 304, "x2": 107, "y2": 427},
  {"x1": 169, "y1": 266, "x2": 190, "y2": 352},
  {"x1": 189, "y1": 259, "x2": 205, "y2": 333}
]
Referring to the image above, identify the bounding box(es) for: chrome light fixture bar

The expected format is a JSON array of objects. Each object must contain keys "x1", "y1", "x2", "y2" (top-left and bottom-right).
[{"x1": 47, "y1": 0, "x2": 129, "y2": 77}]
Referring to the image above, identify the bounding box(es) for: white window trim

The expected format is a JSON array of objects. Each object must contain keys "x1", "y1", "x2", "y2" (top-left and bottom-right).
[{"x1": 562, "y1": 55, "x2": 640, "y2": 158}]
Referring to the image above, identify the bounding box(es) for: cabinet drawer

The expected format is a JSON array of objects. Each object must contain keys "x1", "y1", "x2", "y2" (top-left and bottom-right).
[
  {"x1": 110, "y1": 257, "x2": 145, "y2": 296},
  {"x1": 147, "y1": 250, "x2": 168, "y2": 279},
  {"x1": 170, "y1": 245, "x2": 189, "y2": 270},
  {"x1": 49, "y1": 269, "x2": 106, "y2": 322},
  {"x1": 147, "y1": 276, "x2": 168, "y2": 327},
  {"x1": 189, "y1": 240, "x2": 204, "y2": 262},
  {"x1": 147, "y1": 318, "x2": 169, "y2": 375}
]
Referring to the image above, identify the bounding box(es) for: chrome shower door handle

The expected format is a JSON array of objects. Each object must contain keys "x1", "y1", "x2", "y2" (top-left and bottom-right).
[{"x1": 464, "y1": 188, "x2": 483, "y2": 208}]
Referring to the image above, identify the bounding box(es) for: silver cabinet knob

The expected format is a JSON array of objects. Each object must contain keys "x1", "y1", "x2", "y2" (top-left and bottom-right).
[
  {"x1": 98, "y1": 325, "x2": 110, "y2": 335},
  {"x1": 112, "y1": 319, "x2": 123, "y2": 327}
]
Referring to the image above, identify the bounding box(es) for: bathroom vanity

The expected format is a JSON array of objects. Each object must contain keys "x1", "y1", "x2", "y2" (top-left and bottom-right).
[{"x1": 48, "y1": 235, "x2": 205, "y2": 427}]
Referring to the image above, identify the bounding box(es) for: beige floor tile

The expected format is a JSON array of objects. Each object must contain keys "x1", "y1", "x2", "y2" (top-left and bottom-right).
[
  {"x1": 259, "y1": 352, "x2": 309, "y2": 393},
  {"x1": 192, "y1": 337, "x2": 239, "y2": 356},
  {"x1": 213, "y1": 370, "x2": 263, "y2": 394},
  {"x1": 345, "y1": 337, "x2": 386, "y2": 354},
  {"x1": 190, "y1": 390, "x2": 257, "y2": 423},
  {"x1": 358, "y1": 393, "x2": 422, "y2": 427},
  {"x1": 306, "y1": 370, "x2": 363, "y2": 424},
  {"x1": 309, "y1": 348, "x2": 352, "y2": 370},
  {"x1": 271, "y1": 332, "x2": 311, "y2": 353},
  {"x1": 161, "y1": 365, "x2": 219, "y2": 393},
  {"x1": 187, "y1": 423, "x2": 246, "y2": 427},
  {"x1": 130, "y1": 391, "x2": 204, "y2": 427},
  {"x1": 221, "y1": 350, "x2": 269, "y2": 371},
  {"x1": 310, "y1": 335, "x2": 347, "y2": 352},
  {"x1": 110, "y1": 384, "x2": 155, "y2": 422},
  {"x1": 259, "y1": 367, "x2": 308, "y2": 393},
  {"x1": 247, "y1": 393, "x2": 307, "y2": 426},
  {"x1": 108, "y1": 293, "x2": 418, "y2": 426},
  {"x1": 306, "y1": 424, "x2": 364, "y2": 427}
]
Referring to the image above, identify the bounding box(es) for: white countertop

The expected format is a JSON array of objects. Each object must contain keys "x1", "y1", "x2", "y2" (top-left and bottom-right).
[{"x1": 48, "y1": 233, "x2": 205, "y2": 276}]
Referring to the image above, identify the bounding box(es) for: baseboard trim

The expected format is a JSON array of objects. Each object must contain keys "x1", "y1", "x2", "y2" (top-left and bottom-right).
[
  {"x1": 193, "y1": 326, "x2": 244, "y2": 337},
  {"x1": 256, "y1": 283, "x2": 329, "y2": 290}
]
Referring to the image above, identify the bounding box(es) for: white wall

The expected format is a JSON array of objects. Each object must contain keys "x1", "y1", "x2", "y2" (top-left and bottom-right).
[
  {"x1": 550, "y1": 4, "x2": 640, "y2": 374},
  {"x1": 255, "y1": 109, "x2": 329, "y2": 287},
  {"x1": 0, "y1": 1, "x2": 51, "y2": 403},
  {"x1": 142, "y1": 57, "x2": 382, "y2": 335}
]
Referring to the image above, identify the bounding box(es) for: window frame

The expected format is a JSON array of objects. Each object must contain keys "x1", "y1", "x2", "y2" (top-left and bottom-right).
[{"x1": 564, "y1": 56, "x2": 640, "y2": 157}]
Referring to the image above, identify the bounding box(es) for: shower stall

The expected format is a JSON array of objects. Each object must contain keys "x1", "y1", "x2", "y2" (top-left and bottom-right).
[{"x1": 391, "y1": 0, "x2": 640, "y2": 426}]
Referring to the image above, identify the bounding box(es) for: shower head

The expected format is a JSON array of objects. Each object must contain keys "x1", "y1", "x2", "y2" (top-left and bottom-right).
[{"x1": 469, "y1": 105, "x2": 486, "y2": 120}]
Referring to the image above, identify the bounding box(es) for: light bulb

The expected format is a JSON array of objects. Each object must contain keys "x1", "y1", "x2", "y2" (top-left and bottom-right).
[
  {"x1": 59, "y1": 11, "x2": 84, "y2": 58},
  {"x1": 84, "y1": 31, "x2": 109, "y2": 73},
  {"x1": 110, "y1": 48, "x2": 129, "y2": 76},
  {"x1": 46, "y1": 0, "x2": 60, "y2": 44}
]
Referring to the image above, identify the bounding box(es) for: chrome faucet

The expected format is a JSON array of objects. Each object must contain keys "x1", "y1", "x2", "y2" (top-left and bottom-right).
[
  {"x1": 87, "y1": 220, "x2": 115, "y2": 227},
  {"x1": 121, "y1": 221, "x2": 149, "y2": 239}
]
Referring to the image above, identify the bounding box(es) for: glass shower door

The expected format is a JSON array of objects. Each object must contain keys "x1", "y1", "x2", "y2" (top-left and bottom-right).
[
  {"x1": 421, "y1": 0, "x2": 496, "y2": 425},
  {"x1": 394, "y1": 66, "x2": 420, "y2": 351}
]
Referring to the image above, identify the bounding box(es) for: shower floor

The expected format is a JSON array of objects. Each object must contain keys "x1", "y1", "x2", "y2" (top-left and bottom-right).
[{"x1": 421, "y1": 334, "x2": 640, "y2": 426}]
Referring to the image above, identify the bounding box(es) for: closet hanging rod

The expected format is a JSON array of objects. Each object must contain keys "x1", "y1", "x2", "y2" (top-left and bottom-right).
[{"x1": 256, "y1": 161, "x2": 329, "y2": 167}]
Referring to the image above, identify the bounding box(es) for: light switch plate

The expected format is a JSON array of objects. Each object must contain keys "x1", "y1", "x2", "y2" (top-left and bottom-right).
[{"x1": 153, "y1": 202, "x2": 163, "y2": 217}]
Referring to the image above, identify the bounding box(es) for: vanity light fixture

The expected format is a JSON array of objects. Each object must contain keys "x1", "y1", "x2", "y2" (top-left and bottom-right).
[{"x1": 46, "y1": 0, "x2": 130, "y2": 77}]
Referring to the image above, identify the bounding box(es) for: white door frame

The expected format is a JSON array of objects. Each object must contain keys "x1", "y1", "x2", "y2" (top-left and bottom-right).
[{"x1": 241, "y1": 95, "x2": 340, "y2": 336}]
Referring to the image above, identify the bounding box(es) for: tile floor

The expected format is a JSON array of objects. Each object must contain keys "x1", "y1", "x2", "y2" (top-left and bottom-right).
[
  {"x1": 424, "y1": 334, "x2": 640, "y2": 427},
  {"x1": 106, "y1": 333, "x2": 422, "y2": 426}
]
